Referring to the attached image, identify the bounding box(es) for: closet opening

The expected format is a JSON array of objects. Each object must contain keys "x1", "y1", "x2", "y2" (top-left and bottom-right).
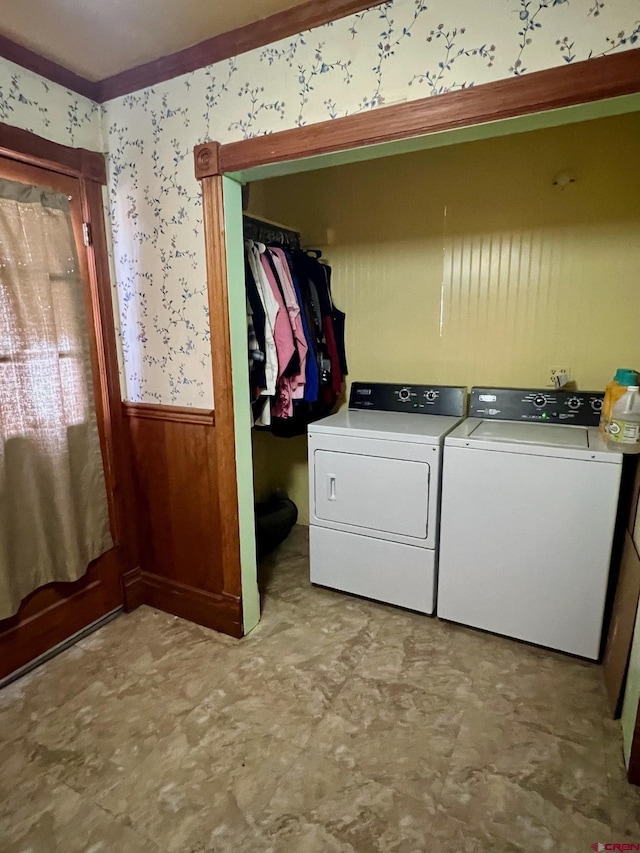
[{"x1": 230, "y1": 107, "x2": 640, "y2": 629}]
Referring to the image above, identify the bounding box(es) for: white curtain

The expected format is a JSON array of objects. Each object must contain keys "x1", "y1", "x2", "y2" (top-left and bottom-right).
[{"x1": 0, "y1": 180, "x2": 112, "y2": 620}]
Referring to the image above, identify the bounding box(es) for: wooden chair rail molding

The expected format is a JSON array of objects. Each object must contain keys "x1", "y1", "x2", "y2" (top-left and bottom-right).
[
  {"x1": 194, "y1": 50, "x2": 640, "y2": 178},
  {"x1": 0, "y1": 0, "x2": 386, "y2": 103},
  {"x1": 122, "y1": 401, "x2": 215, "y2": 427}
]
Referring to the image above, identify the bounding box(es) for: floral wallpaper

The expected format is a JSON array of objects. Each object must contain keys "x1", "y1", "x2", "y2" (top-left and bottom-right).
[
  {"x1": 0, "y1": 59, "x2": 101, "y2": 150},
  {"x1": 2, "y1": 0, "x2": 639, "y2": 405}
]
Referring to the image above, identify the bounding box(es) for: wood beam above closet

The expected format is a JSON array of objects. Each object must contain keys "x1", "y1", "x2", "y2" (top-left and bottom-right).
[{"x1": 194, "y1": 51, "x2": 640, "y2": 176}]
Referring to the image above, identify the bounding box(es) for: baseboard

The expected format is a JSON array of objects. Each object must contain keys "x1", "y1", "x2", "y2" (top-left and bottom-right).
[
  {"x1": 140, "y1": 572, "x2": 243, "y2": 638},
  {"x1": 122, "y1": 566, "x2": 145, "y2": 611}
]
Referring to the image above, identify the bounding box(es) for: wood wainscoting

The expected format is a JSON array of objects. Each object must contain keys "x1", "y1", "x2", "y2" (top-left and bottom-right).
[{"x1": 122, "y1": 402, "x2": 243, "y2": 638}]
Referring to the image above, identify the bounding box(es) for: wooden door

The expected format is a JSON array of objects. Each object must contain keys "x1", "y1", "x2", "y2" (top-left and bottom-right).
[{"x1": 0, "y1": 154, "x2": 125, "y2": 680}]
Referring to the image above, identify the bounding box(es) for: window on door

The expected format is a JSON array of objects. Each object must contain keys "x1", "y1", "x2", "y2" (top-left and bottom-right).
[{"x1": 0, "y1": 186, "x2": 88, "y2": 435}]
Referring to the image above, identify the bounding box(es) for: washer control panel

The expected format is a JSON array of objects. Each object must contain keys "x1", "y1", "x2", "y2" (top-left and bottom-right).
[
  {"x1": 349, "y1": 382, "x2": 466, "y2": 416},
  {"x1": 470, "y1": 387, "x2": 604, "y2": 426}
]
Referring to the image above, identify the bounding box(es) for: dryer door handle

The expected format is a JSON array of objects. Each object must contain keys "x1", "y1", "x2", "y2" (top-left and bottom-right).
[{"x1": 327, "y1": 474, "x2": 337, "y2": 501}]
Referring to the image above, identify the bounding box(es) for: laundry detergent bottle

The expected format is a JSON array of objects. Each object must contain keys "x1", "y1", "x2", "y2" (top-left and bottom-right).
[
  {"x1": 608, "y1": 385, "x2": 640, "y2": 451},
  {"x1": 600, "y1": 368, "x2": 638, "y2": 436}
]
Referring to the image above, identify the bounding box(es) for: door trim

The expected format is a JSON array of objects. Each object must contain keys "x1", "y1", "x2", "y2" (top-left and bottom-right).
[
  {"x1": 201, "y1": 175, "x2": 244, "y2": 612},
  {"x1": 0, "y1": 121, "x2": 106, "y2": 182}
]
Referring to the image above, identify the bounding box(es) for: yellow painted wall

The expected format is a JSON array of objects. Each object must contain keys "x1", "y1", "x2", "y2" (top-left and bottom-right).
[
  {"x1": 252, "y1": 431, "x2": 308, "y2": 515},
  {"x1": 248, "y1": 113, "x2": 640, "y2": 523}
]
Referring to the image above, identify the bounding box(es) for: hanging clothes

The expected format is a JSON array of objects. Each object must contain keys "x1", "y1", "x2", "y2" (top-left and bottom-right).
[
  {"x1": 260, "y1": 249, "x2": 297, "y2": 419},
  {"x1": 269, "y1": 248, "x2": 307, "y2": 402},
  {"x1": 287, "y1": 253, "x2": 319, "y2": 404},
  {"x1": 246, "y1": 241, "x2": 277, "y2": 397},
  {"x1": 243, "y1": 233, "x2": 347, "y2": 435},
  {"x1": 245, "y1": 256, "x2": 266, "y2": 397}
]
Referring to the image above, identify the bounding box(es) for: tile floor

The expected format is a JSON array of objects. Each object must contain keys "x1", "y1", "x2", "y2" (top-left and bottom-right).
[{"x1": 1, "y1": 525, "x2": 640, "y2": 852}]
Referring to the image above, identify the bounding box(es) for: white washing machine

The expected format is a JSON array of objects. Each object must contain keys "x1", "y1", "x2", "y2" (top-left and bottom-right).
[
  {"x1": 308, "y1": 382, "x2": 466, "y2": 613},
  {"x1": 438, "y1": 387, "x2": 624, "y2": 659}
]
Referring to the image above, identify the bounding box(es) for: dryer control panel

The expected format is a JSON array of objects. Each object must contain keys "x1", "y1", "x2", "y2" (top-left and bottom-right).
[
  {"x1": 349, "y1": 382, "x2": 466, "y2": 416},
  {"x1": 470, "y1": 387, "x2": 604, "y2": 426}
]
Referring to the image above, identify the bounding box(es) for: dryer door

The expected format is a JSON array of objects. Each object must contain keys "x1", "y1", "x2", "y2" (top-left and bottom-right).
[{"x1": 311, "y1": 436, "x2": 432, "y2": 540}]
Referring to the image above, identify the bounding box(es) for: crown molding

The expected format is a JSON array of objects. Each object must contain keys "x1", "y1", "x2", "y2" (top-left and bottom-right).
[
  {"x1": 0, "y1": 34, "x2": 99, "y2": 101},
  {"x1": 97, "y1": 0, "x2": 385, "y2": 101},
  {"x1": 0, "y1": 1, "x2": 387, "y2": 103}
]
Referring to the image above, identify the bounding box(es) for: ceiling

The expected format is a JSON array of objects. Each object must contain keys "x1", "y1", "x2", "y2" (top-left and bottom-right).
[{"x1": 0, "y1": 0, "x2": 306, "y2": 81}]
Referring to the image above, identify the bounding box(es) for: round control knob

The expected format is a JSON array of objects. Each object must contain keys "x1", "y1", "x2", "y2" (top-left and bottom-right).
[
  {"x1": 533, "y1": 395, "x2": 547, "y2": 408},
  {"x1": 425, "y1": 390, "x2": 438, "y2": 402},
  {"x1": 591, "y1": 398, "x2": 603, "y2": 412},
  {"x1": 567, "y1": 397, "x2": 581, "y2": 411},
  {"x1": 398, "y1": 387, "x2": 411, "y2": 402}
]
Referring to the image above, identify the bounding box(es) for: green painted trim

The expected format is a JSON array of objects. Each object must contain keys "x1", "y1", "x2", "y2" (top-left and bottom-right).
[
  {"x1": 222, "y1": 175, "x2": 260, "y2": 635},
  {"x1": 622, "y1": 600, "x2": 640, "y2": 767},
  {"x1": 231, "y1": 93, "x2": 640, "y2": 183}
]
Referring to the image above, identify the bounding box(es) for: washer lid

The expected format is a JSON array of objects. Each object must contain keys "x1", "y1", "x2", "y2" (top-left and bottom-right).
[
  {"x1": 308, "y1": 409, "x2": 464, "y2": 443},
  {"x1": 445, "y1": 418, "x2": 622, "y2": 462},
  {"x1": 470, "y1": 420, "x2": 589, "y2": 449}
]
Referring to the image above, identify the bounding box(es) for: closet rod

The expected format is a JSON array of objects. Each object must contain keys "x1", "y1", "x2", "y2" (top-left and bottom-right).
[{"x1": 243, "y1": 213, "x2": 301, "y2": 250}]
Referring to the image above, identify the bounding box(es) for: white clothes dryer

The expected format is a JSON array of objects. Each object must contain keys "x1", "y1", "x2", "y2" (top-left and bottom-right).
[
  {"x1": 437, "y1": 387, "x2": 623, "y2": 659},
  {"x1": 308, "y1": 382, "x2": 466, "y2": 614}
]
